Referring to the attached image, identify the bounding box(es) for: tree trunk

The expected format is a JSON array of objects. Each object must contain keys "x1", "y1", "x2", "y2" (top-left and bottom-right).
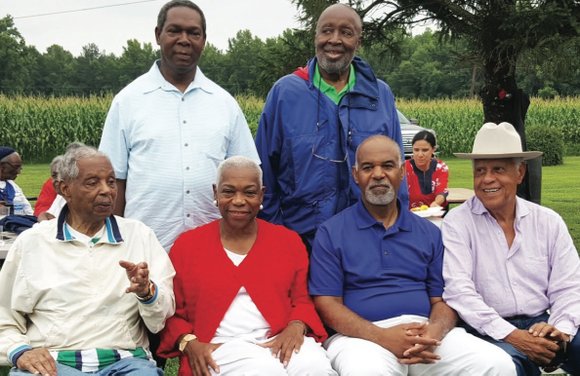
[{"x1": 479, "y1": 53, "x2": 537, "y2": 202}]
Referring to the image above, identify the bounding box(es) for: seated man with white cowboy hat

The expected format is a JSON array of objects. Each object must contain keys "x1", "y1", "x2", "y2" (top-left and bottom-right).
[{"x1": 441, "y1": 122, "x2": 580, "y2": 375}]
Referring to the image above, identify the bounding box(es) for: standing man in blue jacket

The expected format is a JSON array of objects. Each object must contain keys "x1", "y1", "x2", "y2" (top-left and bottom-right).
[{"x1": 255, "y1": 3, "x2": 407, "y2": 251}]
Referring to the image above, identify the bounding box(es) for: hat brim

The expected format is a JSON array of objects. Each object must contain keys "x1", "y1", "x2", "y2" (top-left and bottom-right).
[{"x1": 453, "y1": 151, "x2": 543, "y2": 161}]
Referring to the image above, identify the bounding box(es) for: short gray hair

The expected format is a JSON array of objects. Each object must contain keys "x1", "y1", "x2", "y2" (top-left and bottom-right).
[
  {"x1": 354, "y1": 135, "x2": 403, "y2": 169},
  {"x1": 60, "y1": 143, "x2": 110, "y2": 182},
  {"x1": 50, "y1": 155, "x2": 64, "y2": 178},
  {"x1": 216, "y1": 156, "x2": 262, "y2": 188}
]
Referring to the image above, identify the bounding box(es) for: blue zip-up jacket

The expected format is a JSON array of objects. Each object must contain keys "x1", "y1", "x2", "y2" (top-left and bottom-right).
[{"x1": 256, "y1": 56, "x2": 408, "y2": 240}]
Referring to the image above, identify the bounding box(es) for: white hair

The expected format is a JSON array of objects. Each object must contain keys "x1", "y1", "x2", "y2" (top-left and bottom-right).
[
  {"x1": 60, "y1": 143, "x2": 110, "y2": 182},
  {"x1": 216, "y1": 156, "x2": 262, "y2": 187}
]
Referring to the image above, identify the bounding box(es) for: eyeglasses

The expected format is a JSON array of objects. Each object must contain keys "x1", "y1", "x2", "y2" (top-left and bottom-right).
[
  {"x1": 1, "y1": 161, "x2": 23, "y2": 171},
  {"x1": 311, "y1": 125, "x2": 349, "y2": 164}
]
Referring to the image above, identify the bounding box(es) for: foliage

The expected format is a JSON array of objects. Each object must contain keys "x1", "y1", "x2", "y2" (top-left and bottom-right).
[
  {"x1": 396, "y1": 97, "x2": 580, "y2": 158},
  {"x1": 1, "y1": 95, "x2": 578, "y2": 164},
  {"x1": 0, "y1": 94, "x2": 111, "y2": 162},
  {"x1": 526, "y1": 125, "x2": 564, "y2": 166}
]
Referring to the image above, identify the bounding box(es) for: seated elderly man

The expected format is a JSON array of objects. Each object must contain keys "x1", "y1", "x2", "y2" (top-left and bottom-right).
[
  {"x1": 442, "y1": 122, "x2": 580, "y2": 375},
  {"x1": 309, "y1": 134, "x2": 515, "y2": 375},
  {"x1": 0, "y1": 144, "x2": 175, "y2": 376},
  {"x1": 0, "y1": 147, "x2": 33, "y2": 215}
]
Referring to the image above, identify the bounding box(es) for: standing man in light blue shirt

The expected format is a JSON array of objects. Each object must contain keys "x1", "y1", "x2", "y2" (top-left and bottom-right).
[{"x1": 99, "y1": 0, "x2": 259, "y2": 252}]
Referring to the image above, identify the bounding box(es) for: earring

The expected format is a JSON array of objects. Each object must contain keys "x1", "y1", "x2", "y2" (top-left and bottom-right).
[
  {"x1": 259, "y1": 204, "x2": 264, "y2": 210},
  {"x1": 213, "y1": 200, "x2": 218, "y2": 206}
]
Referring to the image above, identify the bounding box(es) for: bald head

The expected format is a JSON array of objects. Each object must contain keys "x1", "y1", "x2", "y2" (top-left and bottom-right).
[
  {"x1": 355, "y1": 135, "x2": 402, "y2": 169},
  {"x1": 316, "y1": 4, "x2": 362, "y2": 34}
]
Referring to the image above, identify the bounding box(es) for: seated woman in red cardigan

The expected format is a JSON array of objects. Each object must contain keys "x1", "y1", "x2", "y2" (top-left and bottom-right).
[
  {"x1": 157, "y1": 156, "x2": 336, "y2": 376},
  {"x1": 405, "y1": 130, "x2": 449, "y2": 210}
]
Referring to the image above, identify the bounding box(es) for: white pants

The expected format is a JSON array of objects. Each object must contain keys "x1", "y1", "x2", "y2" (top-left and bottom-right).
[
  {"x1": 209, "y1": 336, "x2": 337, "y2": 376},
  {"x1": 324, "y1": 315, "x2": 516, "y2": 376}
]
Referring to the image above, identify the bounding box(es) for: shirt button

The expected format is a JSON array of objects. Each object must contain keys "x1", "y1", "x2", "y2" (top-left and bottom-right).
[
  {"x1": 383, "y1": 250, "x2": 388, "y2": 255},
  {"x1": 181, "y1": 97, "x2": 185, "y2": 102},
  {"x1": 186, "y1": 190, "x2": 190, "y2": 194},
  {"x1": 183, "y1": 120, "x2": 187, "y2": 124},
  {"x1": 186, "y1": 214, "x2": 190, "y2": 218},
  {"x1": 185, "y1": 166, "x2": 190, "y2": 170},
  {"x1": 184, "y1": 143, "x2": 189, "y2": 147}
]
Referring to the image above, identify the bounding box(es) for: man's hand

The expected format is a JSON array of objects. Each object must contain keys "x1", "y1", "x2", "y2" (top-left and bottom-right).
[
  {"x1": 260, "y1": 320, "x2": 306, "y2": 367},
  {"x1": 528, "y1": 322, "x2": 570, "y2": 343},
  {"x1": 16, "y1": 348, "x2": 57, "y2": 376},
  {"x1": 183, "y1": 340, "x2": 221, "y2": 376},
  {"x1": 119, "y1": 260, "x2": 150, "y2": 297},
  {"x1": 399, "y1": 321, "x2": 446, "y2": 364},
  {"x1": 374, "y1": 322, "x2": 441, "y2": 364},
  {"x1": 505, "y1": 329, "x2": 560, "y2": 365}
]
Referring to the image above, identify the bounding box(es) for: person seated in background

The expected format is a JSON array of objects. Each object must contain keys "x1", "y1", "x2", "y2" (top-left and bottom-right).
[
  {"x1": 405, "y1": 131, "x2": 449, "y2": 210},
  {"x1": 442, "y1": 122, "x2": 580, "y2": 375},
  {"x1": 34, "y1": 155, "x2": 63, "y2": 221},
  {"x1": 158, "y1": 156, "x2": 335, "y2": 376},
  {"x1": 309, "y1": 135, "x2": 515, "y2": 376},
  {"x1": 0, "y1": 144, "x2": 176, "y2": 376},
  {"x1": 36, "y1": 143, "x2": 86, "y2": 222},
  {"x1": 0, "y1": 147, "x2": 33, "y2": 216}
]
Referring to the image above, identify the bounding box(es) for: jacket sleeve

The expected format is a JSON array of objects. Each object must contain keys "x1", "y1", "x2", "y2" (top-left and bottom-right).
[
  {"x1": 0, "y1": 240, "x2": 33, "y2": 365},
  {"x1": 157, "y1": 237, "x2": 195, "y2": 359},
  {"x1": 287, "y1": 235, "x2": 328, "y2": 342},
  {"x1": 137, "y1": 227, "x2": 176, "y2": 334},
  {"x1": 255, "y1": 86, "x2": 284, "y2": 224}
]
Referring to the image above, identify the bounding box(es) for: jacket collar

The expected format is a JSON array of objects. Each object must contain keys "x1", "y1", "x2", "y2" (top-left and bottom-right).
[{"x1": 56, "y1": 204, "x2": 124, "y2": 244}]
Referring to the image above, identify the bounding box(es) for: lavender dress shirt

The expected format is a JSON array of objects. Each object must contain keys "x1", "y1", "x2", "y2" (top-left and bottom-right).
[{"x1": 442, "y1": 196, "x2": 580, "y2": 341}]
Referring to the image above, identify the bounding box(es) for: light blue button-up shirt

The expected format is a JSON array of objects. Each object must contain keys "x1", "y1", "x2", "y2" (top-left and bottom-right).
[{"x1": 100, "y1": 62, "x2": 259, "y2": 251}]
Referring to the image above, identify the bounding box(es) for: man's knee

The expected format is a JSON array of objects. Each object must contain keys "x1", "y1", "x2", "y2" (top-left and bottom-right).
[{"x1": 326, "y1": 337, "x2": 403, "y2": 376}]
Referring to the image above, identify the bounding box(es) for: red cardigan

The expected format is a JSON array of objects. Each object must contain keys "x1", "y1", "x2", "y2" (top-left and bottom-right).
[
  {"x1": 157, "y1": 219, "x2": 327, "y2": 374},
  {"x1": 405, "y1": 158, "x2": 449, "y2": 209}
]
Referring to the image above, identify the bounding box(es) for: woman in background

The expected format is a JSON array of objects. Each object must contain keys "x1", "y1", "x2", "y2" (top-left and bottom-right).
[{"x1": 405, "y1": 130, "x2": 449, "y2": 209}]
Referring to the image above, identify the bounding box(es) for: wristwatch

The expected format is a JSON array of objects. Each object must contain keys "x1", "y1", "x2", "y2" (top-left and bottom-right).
[{"x1": 178, "y1": 334, "x2": 198, "y2": 352}]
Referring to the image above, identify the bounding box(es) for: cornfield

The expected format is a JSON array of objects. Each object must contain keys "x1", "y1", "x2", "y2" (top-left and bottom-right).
[{"x1": 0, "y1": 94, "x2": 578, "y2": 161}]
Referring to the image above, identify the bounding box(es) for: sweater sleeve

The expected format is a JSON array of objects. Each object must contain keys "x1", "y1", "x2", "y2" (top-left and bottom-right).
[
  {"x1": 287, "y1": 234, "x2": 328, "y2": 342},
  {"x1": 157, "y1": 235, "x2": 195, "y2": 359}
]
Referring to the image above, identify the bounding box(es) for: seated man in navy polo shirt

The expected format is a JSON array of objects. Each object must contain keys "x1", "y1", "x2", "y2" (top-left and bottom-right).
[{"x1": 309, "y1": 135, "x2": 515, "y2": 375}]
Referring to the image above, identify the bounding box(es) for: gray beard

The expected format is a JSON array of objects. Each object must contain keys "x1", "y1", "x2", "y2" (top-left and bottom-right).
[
  {"x1": 365, "y1": 187, "x2": 396, "y2": 206},
  {"x1": 316, "y1": 53, "x2": 353, "y2": 75}
]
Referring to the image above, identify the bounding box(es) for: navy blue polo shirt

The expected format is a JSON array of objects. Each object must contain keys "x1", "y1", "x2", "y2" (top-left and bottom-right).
[{"x1": 309, "y1": 199, "x2": 443, "y2": 322}]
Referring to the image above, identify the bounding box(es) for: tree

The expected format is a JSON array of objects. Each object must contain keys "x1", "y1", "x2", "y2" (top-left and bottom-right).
[
  {"x1": 34, "y1": 45, "x2": 76, "y2": 95},
  {"x1": 0, "y1": 16, "x2": 37, "y2": 93},
  {"x1": 117, "y1": 39, "x2": 158, "y2": 90}
]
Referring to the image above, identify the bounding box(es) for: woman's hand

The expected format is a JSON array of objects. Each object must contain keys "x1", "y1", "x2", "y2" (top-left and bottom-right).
[
  {"x1": 183, "y1": 340, "x2": 221, "y2": 376},
  {"x1": 260, "y1": 320, "x2": 306, "y2": 367}
]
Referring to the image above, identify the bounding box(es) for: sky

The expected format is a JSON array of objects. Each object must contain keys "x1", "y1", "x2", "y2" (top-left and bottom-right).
[{"x1": 2, "y1": 0, "x2": 303, "y2": 56}]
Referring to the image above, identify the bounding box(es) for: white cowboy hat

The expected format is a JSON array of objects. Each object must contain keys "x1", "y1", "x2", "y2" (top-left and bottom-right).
[{"x1": 454, "y1": 122, "x2": 543, "y2": 160}]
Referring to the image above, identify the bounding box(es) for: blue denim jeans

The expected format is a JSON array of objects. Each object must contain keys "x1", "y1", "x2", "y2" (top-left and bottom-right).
[
  {"x1": 462, "y1": 313, "x2": 580, "y2": 376},
  {"x1": 10, "y1": 357, "x2": 163, "y2": 376}
]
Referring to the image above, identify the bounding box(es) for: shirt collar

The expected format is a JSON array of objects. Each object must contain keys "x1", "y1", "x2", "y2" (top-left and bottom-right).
[
  {"x1": 353, "y1": 198, "x2": 413, "y2": 232},
  {"x1": 56, "y1": 204, "x2": 124, "y2": 244},
  {"x1": 313, "y1": 63, "x2": 356, "y2": 104},
  {"x1": 142, "y1": 60, "x2": 214, "y2": 95},
  {"x1": 469, "y1": 195, "x2": 531, "y2": 221}
]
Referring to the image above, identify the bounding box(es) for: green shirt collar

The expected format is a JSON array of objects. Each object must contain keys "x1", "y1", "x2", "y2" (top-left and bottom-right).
[{"x1": 313, "y1": 63, "x2": 356, "y2": 105}]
